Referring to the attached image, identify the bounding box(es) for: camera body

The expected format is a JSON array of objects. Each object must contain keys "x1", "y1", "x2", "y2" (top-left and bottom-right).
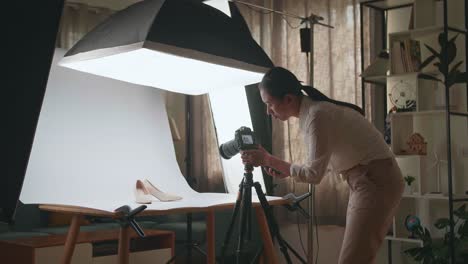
[{"x1": 219, "y1": 126, "x2": 257, "y2": 160}]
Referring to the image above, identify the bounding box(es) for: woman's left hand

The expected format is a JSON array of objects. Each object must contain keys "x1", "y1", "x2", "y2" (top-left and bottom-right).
[{"x1": 240, "y1": 145, "x2": 270, "y2": 167}]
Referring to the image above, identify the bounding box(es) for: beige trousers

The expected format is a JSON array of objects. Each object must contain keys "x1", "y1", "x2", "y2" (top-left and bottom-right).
[{"x1": 338, "y1": 158, "x2": 404, "y2": 264}]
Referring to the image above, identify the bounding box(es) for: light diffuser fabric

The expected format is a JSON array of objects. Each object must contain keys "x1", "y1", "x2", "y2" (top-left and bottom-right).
[{"x1": 59, "y1": 0, "x2": 274, "y2": 95}]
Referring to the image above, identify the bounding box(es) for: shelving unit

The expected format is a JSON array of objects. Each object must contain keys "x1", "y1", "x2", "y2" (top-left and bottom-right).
[
  {"x1": 385, "y1": 235, "x2": 423, "y2": 245},
  {"x1": 360, "y1": 0, "x2": 468, "y2": 263}
]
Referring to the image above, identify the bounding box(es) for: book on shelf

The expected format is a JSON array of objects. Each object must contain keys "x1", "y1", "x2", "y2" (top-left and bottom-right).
[{"x1": 391, "y1": 39, "x2": 421, "y2": 74}]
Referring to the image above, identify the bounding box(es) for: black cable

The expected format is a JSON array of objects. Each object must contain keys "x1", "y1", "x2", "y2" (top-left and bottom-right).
[
  {"x1": 296, "y1": 210, "x2": 308, "y2": 257},
  {"x1": 241, "y1": 2, "x2": 303, "y2": 29},
  {"x1": 243, "y1": 3, "x2": 274, "y2": 15},
  {"x1": 313, "y1": 185, "x2": 319, "y2": 264},
  {"x1": 306, "y1": 52, "x2": 310, "y2": 85},
  {"x1": 281, "y1": 15, "x2": 303, "y2": 29}
]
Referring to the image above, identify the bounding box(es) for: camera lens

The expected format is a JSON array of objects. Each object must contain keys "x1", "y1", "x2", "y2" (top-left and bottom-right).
[{"x1": 219, "y1": 139, "x2": 240, "y2": 160}]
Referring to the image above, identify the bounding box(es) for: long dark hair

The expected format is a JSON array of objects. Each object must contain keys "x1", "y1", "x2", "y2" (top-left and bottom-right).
[{"x1": 259, "y1": 67, "x2": 364, "y2": 115}]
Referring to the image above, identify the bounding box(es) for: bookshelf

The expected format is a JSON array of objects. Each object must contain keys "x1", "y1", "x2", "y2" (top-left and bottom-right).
[{"x1": 360, "y1": 0, "x2": 468, "y2": 263}]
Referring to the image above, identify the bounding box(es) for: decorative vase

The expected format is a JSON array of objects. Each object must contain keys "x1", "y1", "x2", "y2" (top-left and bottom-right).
[{"x1": 404, "y1": 184, "x2": 413, "y2": 195}]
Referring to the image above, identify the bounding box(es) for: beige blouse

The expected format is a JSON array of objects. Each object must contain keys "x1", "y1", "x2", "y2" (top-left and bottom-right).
[{"x1": 290, "y1": 97, "x2": 393, "y2": 184}]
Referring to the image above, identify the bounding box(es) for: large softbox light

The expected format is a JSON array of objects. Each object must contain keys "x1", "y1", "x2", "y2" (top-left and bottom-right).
[{"x1": 60, "y1": 0, "x2": 273, "y2": 94}]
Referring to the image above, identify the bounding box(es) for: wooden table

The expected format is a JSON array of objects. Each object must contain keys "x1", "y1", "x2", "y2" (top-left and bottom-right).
[
  {"x1": 39, "y1": 199, "x2": 287, "y2": 264},
  {"x1": 0, "y1": 228, "x2": 174, "y2": 264}
]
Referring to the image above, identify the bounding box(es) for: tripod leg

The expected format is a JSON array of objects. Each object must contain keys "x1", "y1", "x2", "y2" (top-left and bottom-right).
[
  {"x1": 236, "y1": 182, "x2": 252, "y2": 264},
  {"x1": 276, "y1": 233, "x2": 307, "y2": 264},
  {"x1": 166, "y1": 255, "x2": 177, "y2": 264},
  {"x1": 220, "y1": 179, "x2": 245, "y2": 261},
  {"x1": 254, "y1": 207, "x2": 277, "y2": 264},
  {"x1": 193, "y1": 245, "x2": 207, "y2": 256},
  {"x1": 186, "y1": 213, "x2": 193, "y2": 264},
  {"x1": 250, "y1": 245, "x2": 263, "y2": 264},
  {"x1": 247, "y1": 205, "x2": 252, "y2": 241},
  {"x1": 253, "y1": 183, "x2": 294, "y2": 264}
]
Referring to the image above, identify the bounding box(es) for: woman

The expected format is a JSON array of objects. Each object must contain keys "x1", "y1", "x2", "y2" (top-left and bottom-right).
[{"x1": 241, "y1": 67, "x2": 404, "y2": 264}]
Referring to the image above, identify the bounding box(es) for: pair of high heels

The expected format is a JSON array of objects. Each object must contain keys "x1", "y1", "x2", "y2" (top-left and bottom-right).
[{"x1": 134, "y1": 179, "x2": 182, "y2": 204}]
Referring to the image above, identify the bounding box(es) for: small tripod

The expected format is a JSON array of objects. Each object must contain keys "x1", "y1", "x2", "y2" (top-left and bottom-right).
[
  {"x1": 115, "y1": 205, "x2": 147, "y2": 237},
  {"x1": 220, "y1": 164, "x2": 307, "y2": 264}
]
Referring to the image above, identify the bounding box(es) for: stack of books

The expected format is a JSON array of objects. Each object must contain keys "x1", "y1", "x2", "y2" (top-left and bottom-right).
[{"x1": 391, "y1": 39, "x2": 422, "y2": 74}]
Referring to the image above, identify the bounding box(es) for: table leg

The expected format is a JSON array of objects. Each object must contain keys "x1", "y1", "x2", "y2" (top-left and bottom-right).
[
  {"x1": 255, "y1": 207, "x2": 278, "y2": 264},
  {"x1": 118, "y1": 225, "x2": 130, "y2": 264},
  {"x1": 206, "y1": 210, "x2": 215, "y2": 264},
  {"x1": 61, "y1": 215, "x2": 82, "y2": 264}
]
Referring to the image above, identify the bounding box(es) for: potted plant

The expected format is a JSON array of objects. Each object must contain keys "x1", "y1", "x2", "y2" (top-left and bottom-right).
[
  {"x1": 405, "y1": 204, "x2": 468, "y2": 264},
  {"x1": 404, "y1": 175, "x2": 416, "y2": 195},
  {"x1": 419, "y1": 32, "x2": 467, "y2": 94}
]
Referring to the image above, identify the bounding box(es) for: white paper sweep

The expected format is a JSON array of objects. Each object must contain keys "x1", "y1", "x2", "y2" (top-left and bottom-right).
[
  {"x1": 209, "y1": 87, "x2": 266, "y2": 194},
  {"x1": 20, "y1": 49, "x2": 281, "y2": 213}
]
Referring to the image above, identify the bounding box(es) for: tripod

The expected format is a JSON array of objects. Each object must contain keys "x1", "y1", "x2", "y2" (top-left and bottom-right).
[{"x1": 220, "y1": 164, "x2": 307, "y2": 264}]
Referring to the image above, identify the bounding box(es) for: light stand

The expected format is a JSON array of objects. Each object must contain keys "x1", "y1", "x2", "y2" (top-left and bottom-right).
[
  {"x1": 166, "y1": 96, "x2": 207, "y2": 264},
  {"x1": 183, "y1": 95, "x2": 207, "y2": 263},
  {"x1": 299, "y1": 8, "x2": 334, "y2": 264},
  {"x1": 297, "y1": 10, "x2": 335, "y2": 261},
  {"x1": 220, "y1": 164, "x2": 307, "y2": 264}
]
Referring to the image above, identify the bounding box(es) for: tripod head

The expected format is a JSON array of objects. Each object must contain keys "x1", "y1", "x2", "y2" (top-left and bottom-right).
[{"x1": 244, "y1": 164, "x2": 254, "y2": 173}]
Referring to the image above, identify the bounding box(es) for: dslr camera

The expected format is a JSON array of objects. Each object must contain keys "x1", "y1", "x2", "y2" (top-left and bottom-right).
[{"x1": 219, "y1": 127, "x2": 257, "y2": 160}]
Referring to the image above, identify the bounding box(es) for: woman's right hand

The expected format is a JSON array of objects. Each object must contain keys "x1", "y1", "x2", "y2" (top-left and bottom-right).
[
  {"x1": 242, "y1": 145, "x2": 291, "y2": 179},
  {"x1": 240, "y1": 145, "x2": 270, "y2": 167}
]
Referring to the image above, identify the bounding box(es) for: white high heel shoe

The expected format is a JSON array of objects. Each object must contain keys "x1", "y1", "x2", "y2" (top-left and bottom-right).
[
  {"x1": 143, "y1": 179, "x2": 182, "y2": 202},
  {"x1": 134, "y1": 180, "x2": 153, "y2": 204}
]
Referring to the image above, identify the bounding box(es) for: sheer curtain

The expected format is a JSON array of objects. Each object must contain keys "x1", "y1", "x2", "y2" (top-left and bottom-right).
[{"x1": 189, "y1": 95, "x2": 225, "y2": 193}]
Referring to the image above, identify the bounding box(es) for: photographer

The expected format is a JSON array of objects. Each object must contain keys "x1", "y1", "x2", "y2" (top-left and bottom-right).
[{"x1": 241, "y1": 67, "x2": 404, "y2": 264}]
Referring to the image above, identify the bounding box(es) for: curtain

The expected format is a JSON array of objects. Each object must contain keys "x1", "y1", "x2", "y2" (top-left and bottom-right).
[
  {"x1": 189, "y1": 95, "x2": 226, "y2": 193},
  {"x1": 56, "y1": 3, "x2": 113, "y2": 49}
]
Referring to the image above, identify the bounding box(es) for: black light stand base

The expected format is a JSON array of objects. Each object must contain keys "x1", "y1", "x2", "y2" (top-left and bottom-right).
[{"x1": 165, "y1": 212, "x2": 208, "y2": 264}]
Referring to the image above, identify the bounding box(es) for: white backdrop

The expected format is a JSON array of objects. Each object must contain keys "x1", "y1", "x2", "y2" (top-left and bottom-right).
[
  {"x1": 21, "y1": 49, "x2": 277, "y2": 213},
  {"x1": 209, "y1": 88, "x2": 266, "y2": 194}
]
